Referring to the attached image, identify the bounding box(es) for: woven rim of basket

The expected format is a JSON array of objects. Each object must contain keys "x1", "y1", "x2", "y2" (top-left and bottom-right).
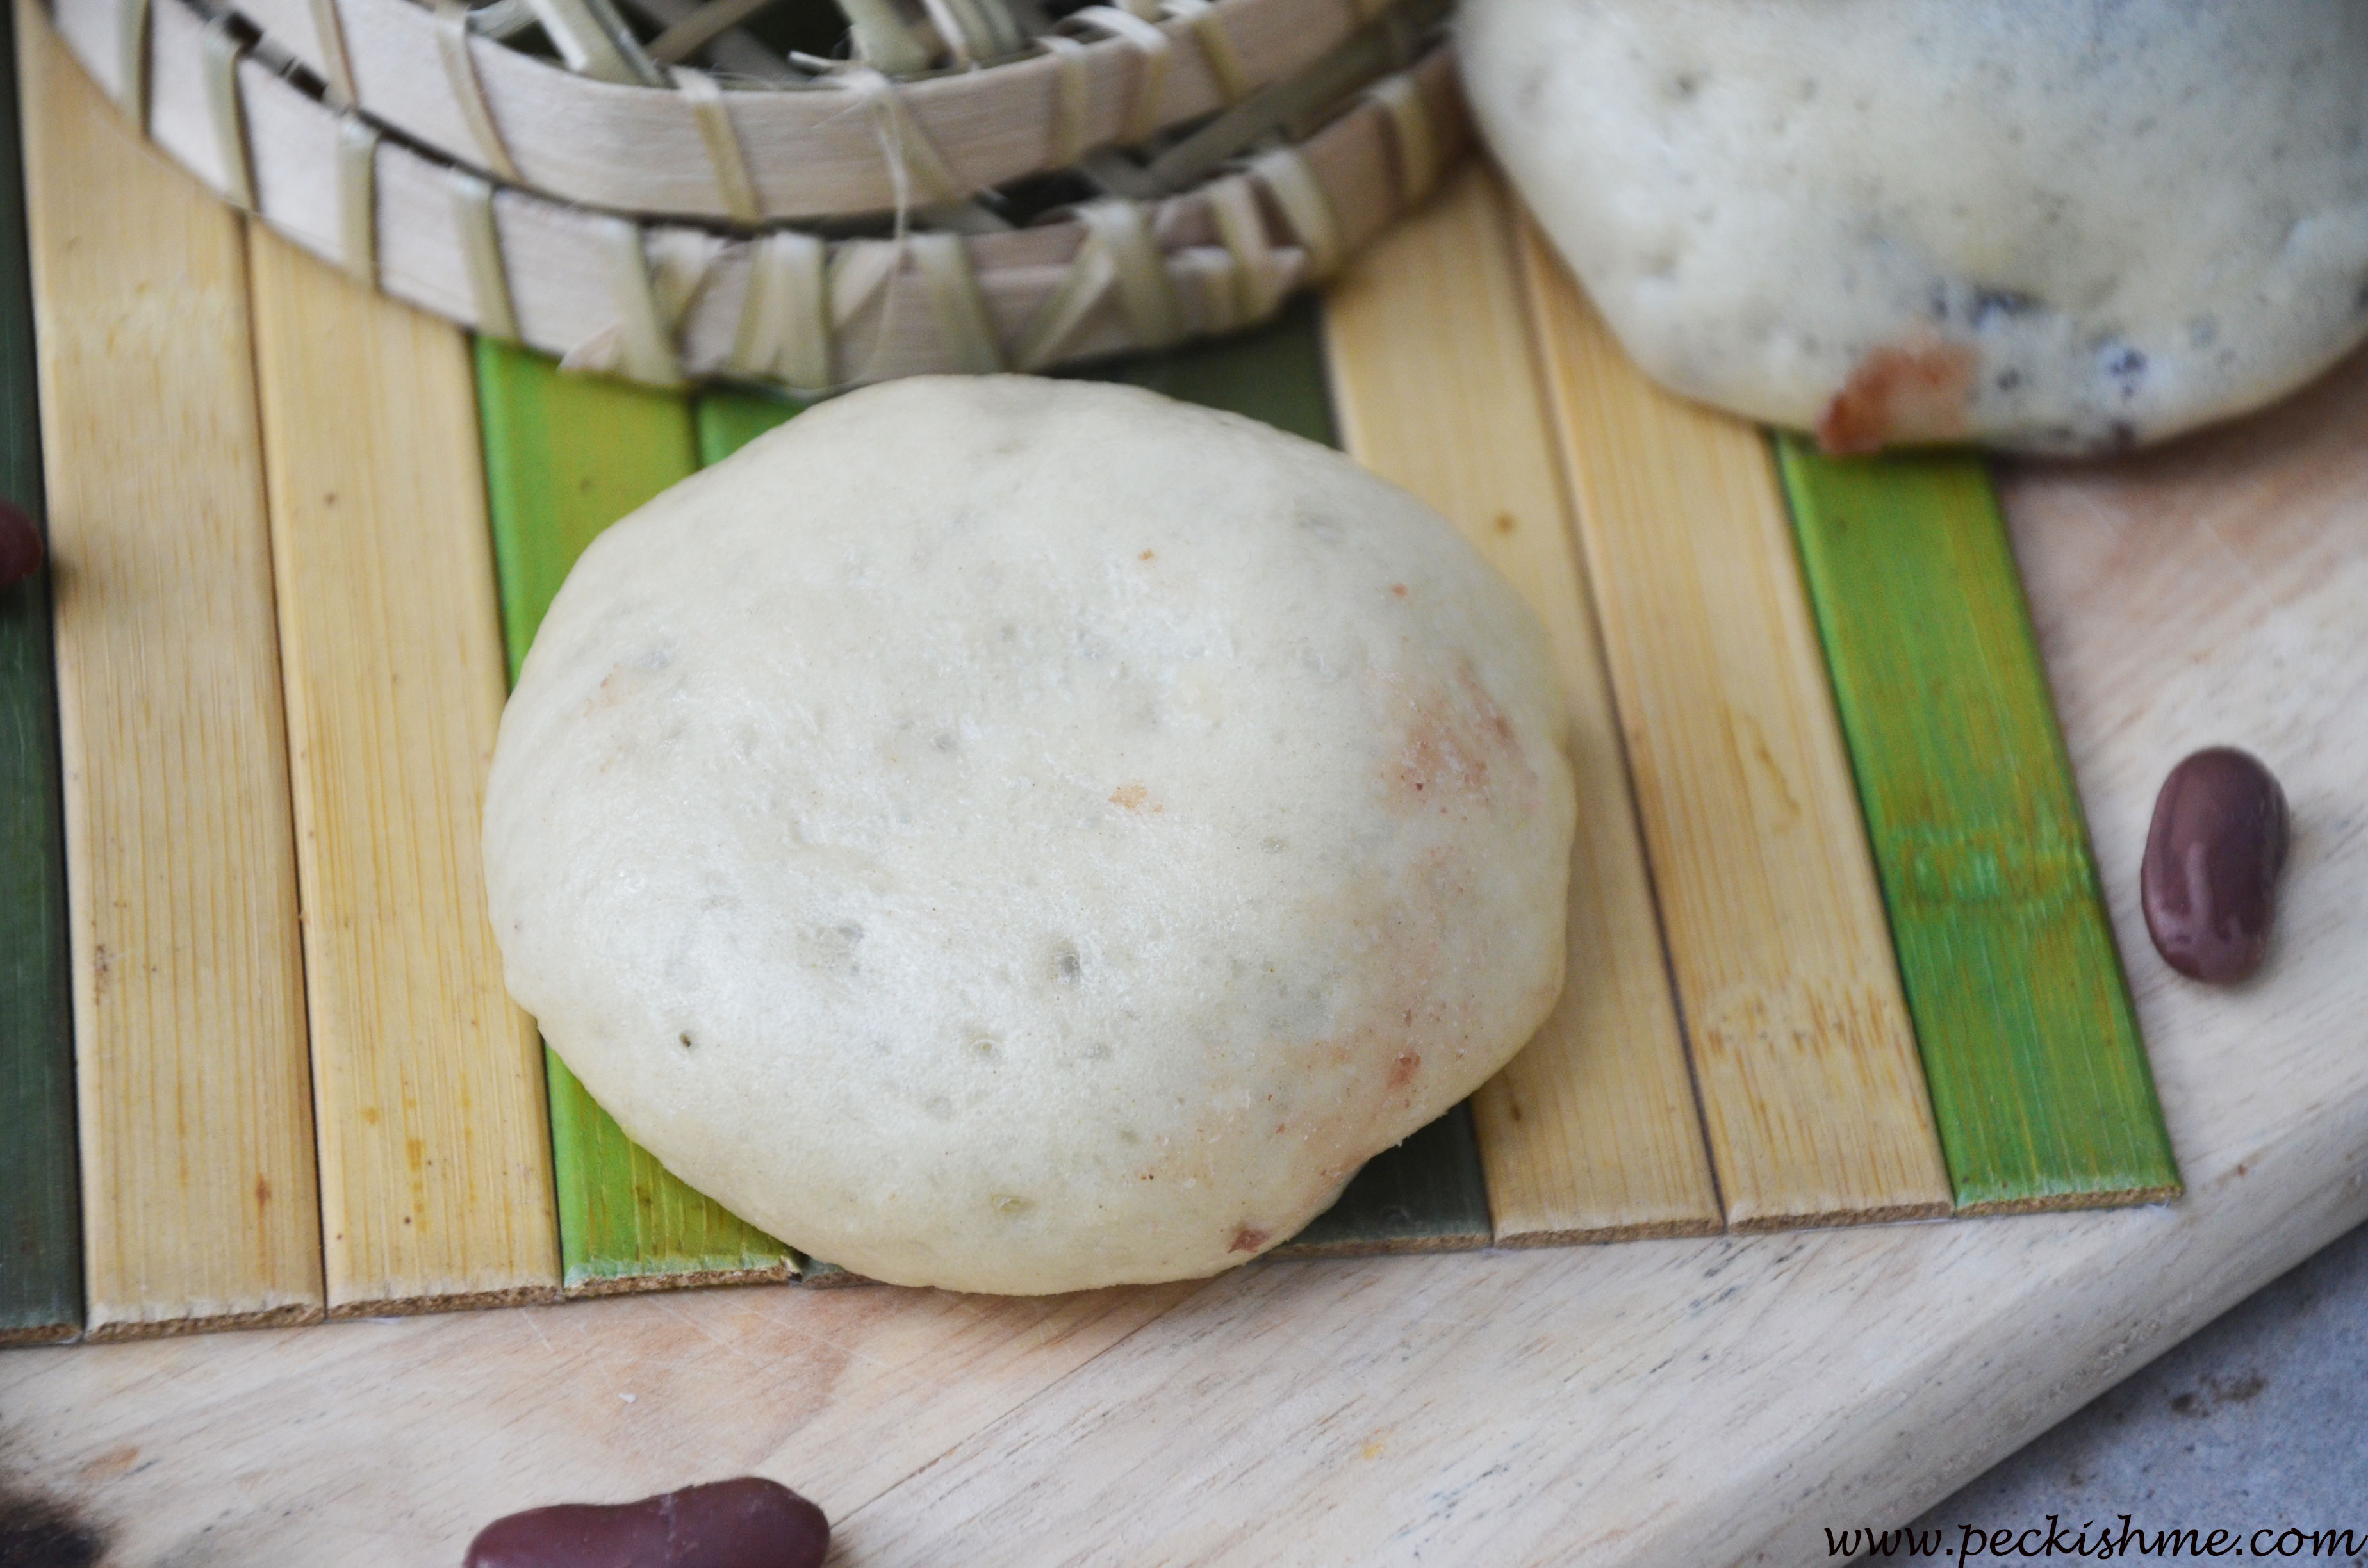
[
  {"x1": 95, "y1": 0, "x2": 1440, "y2": 222},
  {"x1": 47, "y1": 0, "x2": 1463, "y2": 391}
]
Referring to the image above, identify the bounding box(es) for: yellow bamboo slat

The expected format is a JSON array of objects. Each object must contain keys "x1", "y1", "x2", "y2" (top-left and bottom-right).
[
  {"x1": 1517, "y1": 224, "x2": 1952, "y2": 1230},
  {"x1": 17, "y1": 0, "x2": 324, "y2": 1337},
  {"x1": 1322, "y1": 167, "x2": 1721, "y2": 1245},
  {"x1": 245, "y1": 227, "x2": 560, "y2": 1314}
]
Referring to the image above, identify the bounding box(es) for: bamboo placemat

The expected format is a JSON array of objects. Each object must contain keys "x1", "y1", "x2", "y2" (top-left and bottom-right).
[{"x1": 4, "y1": 0, "x2": 2181, "y2": 1339}]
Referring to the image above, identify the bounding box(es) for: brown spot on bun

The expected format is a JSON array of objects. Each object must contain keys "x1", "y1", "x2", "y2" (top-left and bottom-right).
[
  {"x1": 1388, "y1": 1050, "x2": 1422, "y2": 1089},
  {"x1": 1388, "y1": 662, "x2": 1529, "y2": 810},
  {"x1": 1818, "y1": 338, "x2": 1977, "y2": 454},
  {"x1": 1229, "y1": 1225, "x2": 1272, "y2": 1254}
]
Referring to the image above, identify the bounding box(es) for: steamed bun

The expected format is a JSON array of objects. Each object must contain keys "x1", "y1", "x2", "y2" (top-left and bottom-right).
[
  {"x1": 482, "y1": 376, "x2": 1575, "y2": 1293},
  {"x1": 1465, "y1": 0, "x2": 2368, "y2": 453}
]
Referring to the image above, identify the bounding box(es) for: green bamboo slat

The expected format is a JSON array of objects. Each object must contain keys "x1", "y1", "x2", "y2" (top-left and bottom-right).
[
  {"x1": 1777, "y1": 437, "x2": 2180, "y2": 1213},
  {"x1": 1269, "y1": 1105, "x2": 1493, "y2": 1259},
  {"x1": 1083, "y1": 293, "x2": 1335, "y2": 447},
  {"x1": 695, "y1": 385, "x2": 803, "y2": 468},
  {"x1": 0, "y1": 0, "x2": 79, "y2": 1346},
  {"x1": 476, "y1": 339, "x2": 798, "y2": 1294},
  {"x1": 540, "y1": 1052, "x2": 795, "y2": 1294},
  {"x1": 480, "y1": 339, "x2": 701, "y2": 678}
]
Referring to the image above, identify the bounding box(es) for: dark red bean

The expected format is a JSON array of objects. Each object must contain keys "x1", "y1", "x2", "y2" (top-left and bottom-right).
[
  {"x1": 464, "y1": 1478, "x2": 827, "y2": 1568},
  {"x1": 0, "y1": 500, "x2": 42, "y2": 588},
  {"x1": 2141, "y1": 747, "x2": 2289, "y2": 984}
]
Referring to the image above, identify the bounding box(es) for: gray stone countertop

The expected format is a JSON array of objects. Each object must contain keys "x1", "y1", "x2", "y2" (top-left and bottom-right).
[{"x1": 1868, "y1": 1220, "x2": 2368, "y2": 1561}]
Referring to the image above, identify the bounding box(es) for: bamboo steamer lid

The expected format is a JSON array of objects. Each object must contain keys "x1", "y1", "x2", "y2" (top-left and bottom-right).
[{"x1": 45, "y1": 0, "x2": 1462, "y2": 391}]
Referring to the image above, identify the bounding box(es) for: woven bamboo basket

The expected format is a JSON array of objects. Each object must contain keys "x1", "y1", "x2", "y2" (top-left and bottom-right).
[{"x1": 47, "y1": 0, "x2": 1463, "y2": 391}]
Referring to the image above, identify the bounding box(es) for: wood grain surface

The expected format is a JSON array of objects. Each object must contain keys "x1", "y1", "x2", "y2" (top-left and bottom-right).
[
  {"x1": 0, "y1": 0, "x2": 79, "y2": 1347},
  {"x1": 1, "y1": 197, "x2": 2365, "y2": 1568},
  {"x1": 247, "y1": 227, "x2": 559, "y2": 1315},
  {"x1": 477, "y1": 341, "x2": 797, "y2": 1295},
  {"x1": 1780, "y1": 439, "x2": 2180, "y2": 1213},
  {"x1": 18, "y1": 0, "x2": 322, "y2": 1338},
  {"x1": 1520, "y1": 227, "x2": 1953, "y2": 1232},
  {"x1": 1321, "y1": 166, "x2": 1718, "y2": 1246}
]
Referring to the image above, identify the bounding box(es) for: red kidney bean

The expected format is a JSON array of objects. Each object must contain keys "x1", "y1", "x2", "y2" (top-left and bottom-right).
[
  {"x1": 463, "y1": 1477, "x2": 827, "y2": 1568},
  {"x1": 0, "y1": 500, "x2": 42, "y2": 588},
  {"x1": 2141, "y1": 747, "x2": 2289, "y2": 984}
]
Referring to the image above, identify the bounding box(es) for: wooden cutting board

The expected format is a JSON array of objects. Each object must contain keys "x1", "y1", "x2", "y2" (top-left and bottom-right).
[
  {"x1": 3, "y1": 268, "x2": 2365, "y2": 1568},
  {"x1": 5, "y1": 1, "x2": 2367, "y2": 1554}
]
